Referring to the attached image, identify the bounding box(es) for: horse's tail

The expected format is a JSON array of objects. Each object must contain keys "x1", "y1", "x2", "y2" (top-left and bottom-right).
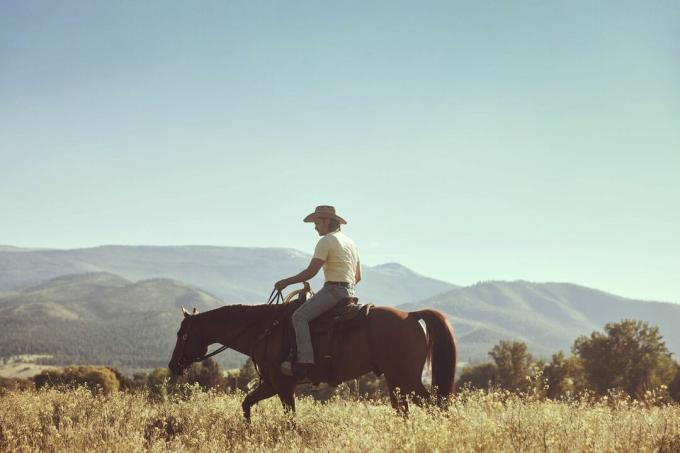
[{"x1": 411, "y1": 309, "x2": 457, "y2": 403}]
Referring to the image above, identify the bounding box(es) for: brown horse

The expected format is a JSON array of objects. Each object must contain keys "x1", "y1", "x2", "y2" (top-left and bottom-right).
[{"x1": 168, "y1": 299, "x2": 456, "y2": 420}]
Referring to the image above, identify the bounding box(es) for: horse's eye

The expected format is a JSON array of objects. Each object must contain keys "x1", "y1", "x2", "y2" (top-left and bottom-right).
[{"x1": 182, "y1": 333, "x2": 188, "y2": 341}]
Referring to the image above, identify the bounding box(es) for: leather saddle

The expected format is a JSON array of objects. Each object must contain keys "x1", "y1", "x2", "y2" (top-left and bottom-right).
[
  {"x1": 284, "y1": 297, "x2": 373, "y2": 333},
  {"x1": 309, "y1": 297, "x2": 373, "y2": 334}
]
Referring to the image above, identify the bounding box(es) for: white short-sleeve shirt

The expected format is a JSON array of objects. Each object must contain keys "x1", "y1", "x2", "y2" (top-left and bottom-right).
[{"x1": 313, "y1": 231, "x2": 360, "y2": 284}]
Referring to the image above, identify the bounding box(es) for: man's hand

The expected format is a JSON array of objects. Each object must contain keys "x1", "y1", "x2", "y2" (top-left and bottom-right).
[
  {"x1": 274, "y1": 279, "x2": 289, "y2": 291},
  {"x1": 274, "y1": 258, "x2": 324, "y2": 293}
]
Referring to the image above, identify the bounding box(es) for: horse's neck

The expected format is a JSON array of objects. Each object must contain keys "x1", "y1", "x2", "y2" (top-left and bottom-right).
[{"x1": 202, "y1": 305, "x2": 278, "y2": 355}]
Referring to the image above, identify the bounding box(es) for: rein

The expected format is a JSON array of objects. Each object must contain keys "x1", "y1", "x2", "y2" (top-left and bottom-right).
[{"x1": 176, "y1": 290, "x2": 286, "y2": 369}]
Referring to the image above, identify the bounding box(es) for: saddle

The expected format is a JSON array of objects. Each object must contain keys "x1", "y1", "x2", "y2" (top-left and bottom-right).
[{"x1": 309, "y1": 297, "x2": 373, "y2": 334}]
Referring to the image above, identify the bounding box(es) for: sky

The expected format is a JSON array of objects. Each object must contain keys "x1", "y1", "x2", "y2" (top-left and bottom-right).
[{"x1": 1, "y1": 1, "x2": 679, "y2": 303}]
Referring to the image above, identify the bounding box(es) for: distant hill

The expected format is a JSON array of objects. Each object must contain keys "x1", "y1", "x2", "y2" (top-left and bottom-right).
[
  {"x1": 357, "y1": 262, "x2": 454, "y2": 304},
  {"x1": 0, "y1": 245, "x2": 51, "y2": 253},
  {"x1": 2, "y1": 245, "x2": 679, "y2": 368},
  {"x1": 400, "y1": 281, "x2": 680, "y2": 361},
  {"x1": 0, "y1": 273, "x2": 244, "y2": 370},
  {"x1": 0, "y1": 245, "x2": 456, "y2": 305}
]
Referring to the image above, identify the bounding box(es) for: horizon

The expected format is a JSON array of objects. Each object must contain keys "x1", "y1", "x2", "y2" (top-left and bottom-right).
[{"x1": 2, "y1": 2, "x2": 678, "y2": 304}]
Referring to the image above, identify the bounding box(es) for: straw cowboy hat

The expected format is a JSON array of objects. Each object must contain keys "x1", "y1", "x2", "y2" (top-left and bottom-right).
[{"x1": 303, "y1": 205, "x2": 347, "y2": 224}]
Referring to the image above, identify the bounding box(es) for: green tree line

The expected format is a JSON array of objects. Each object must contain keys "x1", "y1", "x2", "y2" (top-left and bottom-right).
[
  {"x1": 459, "y1": 319, "x2": 680, "y2": 401},
  {"x1": 2, "y1": 319, "x2": 679, "y2": 403}
]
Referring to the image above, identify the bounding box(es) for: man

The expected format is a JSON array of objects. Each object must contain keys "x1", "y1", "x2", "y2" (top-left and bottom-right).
[{"x1": 275, "y1": 205, "x2": 361, "y2": 379}]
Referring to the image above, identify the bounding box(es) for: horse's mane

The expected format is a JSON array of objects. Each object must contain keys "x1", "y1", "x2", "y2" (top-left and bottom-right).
[{"x1": 197, "y1": 303, "x2": 284, "y2": 324}]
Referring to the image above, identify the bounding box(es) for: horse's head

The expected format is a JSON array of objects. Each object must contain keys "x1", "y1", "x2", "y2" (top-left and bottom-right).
[{"x1": 168, "y1": 307, "x2": 208, "y2": 375}]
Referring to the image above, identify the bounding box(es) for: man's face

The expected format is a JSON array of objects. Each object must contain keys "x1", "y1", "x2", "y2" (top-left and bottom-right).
[{"x1": 314, "y1": 218, "x2": 331, "y2": 236}]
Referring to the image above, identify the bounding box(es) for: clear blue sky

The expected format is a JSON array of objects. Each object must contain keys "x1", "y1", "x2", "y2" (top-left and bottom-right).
[{"x1": 1, "y1": 1, "x2": 678, "y2": 303}]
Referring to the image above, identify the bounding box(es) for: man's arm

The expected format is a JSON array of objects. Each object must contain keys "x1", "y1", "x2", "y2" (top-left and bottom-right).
[
  {"x1": 355, "y1": 259, "x2": 362, "y2": 284},
  {"x1": 275, "y1": 258, "x2": 324, "y2": 291}
]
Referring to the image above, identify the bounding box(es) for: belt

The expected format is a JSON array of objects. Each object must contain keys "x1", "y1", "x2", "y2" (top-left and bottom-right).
[{"x1": 324, "y1": 281, "x2": 352, "y2": 287}]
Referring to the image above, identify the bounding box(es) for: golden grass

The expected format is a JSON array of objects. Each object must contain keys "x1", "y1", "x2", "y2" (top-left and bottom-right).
[{"x1": 1, "y1": 387, "x2": 679, "y2": 452}]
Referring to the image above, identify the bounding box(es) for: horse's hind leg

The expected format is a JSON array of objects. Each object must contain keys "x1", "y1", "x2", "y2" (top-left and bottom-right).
[
  {"x1": 275, "y1": 379, "x2": 296, "y2": 415},
  {"x1": 386, "y1": 380, "x2": 409, "y2": 415},
  {"x1": 411, "y1": 382, "x2": 430, "y2": 407},
  {"x1": 386, "y1": 376, "x2": 430, "y2": 414},
  {"x1": 242, "y1": 381, "x2": 276, "y2": 422}
]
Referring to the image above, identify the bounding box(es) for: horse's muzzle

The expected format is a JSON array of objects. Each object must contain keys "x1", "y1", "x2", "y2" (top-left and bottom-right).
[{"x1": 168, "y1": 360, "x2": 185, "y2": 376}]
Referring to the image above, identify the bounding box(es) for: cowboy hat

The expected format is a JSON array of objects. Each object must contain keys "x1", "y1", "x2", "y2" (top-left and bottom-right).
[{"x1": 303, "y1": 205, "x2": 347, "y2": 224}]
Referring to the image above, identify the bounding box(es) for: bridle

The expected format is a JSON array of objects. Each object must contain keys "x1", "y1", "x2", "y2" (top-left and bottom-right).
[
  {"x1": 173, "y1": 289, "x2": 286, "y2": 371},
  {"x1": 174, "y1": 322, "x2": 231, "y2": 370}
]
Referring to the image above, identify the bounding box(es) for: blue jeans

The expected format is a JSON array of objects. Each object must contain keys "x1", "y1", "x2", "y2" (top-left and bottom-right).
[{"x1": 291, "y1": 284, "x2": 355, "y2": 364}]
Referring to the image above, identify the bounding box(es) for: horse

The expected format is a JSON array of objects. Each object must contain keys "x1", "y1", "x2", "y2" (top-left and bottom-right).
[{"x1": 168, "y1": 295, "x2": 457, "y2": 420}]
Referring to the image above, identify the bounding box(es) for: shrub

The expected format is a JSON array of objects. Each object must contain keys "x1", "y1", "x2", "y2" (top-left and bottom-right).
[
  {"x1": 34, "y1": 365, "x2": 121, "y2": 394},
  {"x1": 0, "y1": 376, "x2": 34, "y2": 395}
]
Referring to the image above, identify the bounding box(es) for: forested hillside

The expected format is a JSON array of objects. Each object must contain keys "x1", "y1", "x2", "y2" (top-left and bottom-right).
[{"x1": 0, "y1": 273, "x2": 244, "y2": 370}]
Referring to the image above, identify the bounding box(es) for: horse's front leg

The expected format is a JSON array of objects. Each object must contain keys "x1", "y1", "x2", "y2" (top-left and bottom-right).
[
  {"x1": 273, "y1": 378, "x2": 298, "y2": 430},
  {"x1": 277, "y1": 380, "x2": 296, "y2": 415},
  {"x1": 279, "y1": 388, "x2": 295, "y2": 415},
  {"x1": 242, "y1": 380, "x2": 276, "y2": 422}
]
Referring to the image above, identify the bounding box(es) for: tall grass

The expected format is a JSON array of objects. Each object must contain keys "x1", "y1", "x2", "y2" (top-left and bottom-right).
[{"x1": 1, "y1": 386, "x2": 679, "y2": 452}]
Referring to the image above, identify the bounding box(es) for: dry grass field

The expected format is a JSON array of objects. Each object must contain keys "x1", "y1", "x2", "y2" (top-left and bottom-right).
[
  {"x1": 0, "y1": 356, "x2": 57, "y2": 380},
  {"x1": 0, "y1": 363, "x2": 58, "y2": 380},
  {"x1": 1, "y1": 386, "x2": 679, "y2": 452}
]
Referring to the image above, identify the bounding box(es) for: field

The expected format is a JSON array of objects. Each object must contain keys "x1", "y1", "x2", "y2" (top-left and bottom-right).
[
  {"x1": 0, "y1": 363, "x2": 57, "y2": 380},
  {"x1": 1, "y1": 387, "x2": 679, "y2": 452}
]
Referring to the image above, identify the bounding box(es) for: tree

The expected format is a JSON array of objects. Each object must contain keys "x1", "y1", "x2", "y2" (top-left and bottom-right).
[
  {"x1": 668, "y1": 362, "x2": 680, "y2": 403},
  {"x1": 489, "y1": 341, "x2": 534, "y2": 392},
  {"x1": 542, "y1": 352, "x2": 586, "y2": 399},
  {"x1": 457, "y1": 363, "x2": 497, "y2": 390},
  {"x1": 185, "y1": 359, "x2": 226, "y2": 390},
  {"x1": 573, "y1": 319, "x2": 676, "y2": 397}
]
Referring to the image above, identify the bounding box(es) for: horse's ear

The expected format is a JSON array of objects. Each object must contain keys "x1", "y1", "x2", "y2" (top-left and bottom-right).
[
  {"x1": 192, "y1": 307, "x2": 199, "y2": 315},
  {"x1": 182, "y1": 306, "x2": 190, "y2": 317}
]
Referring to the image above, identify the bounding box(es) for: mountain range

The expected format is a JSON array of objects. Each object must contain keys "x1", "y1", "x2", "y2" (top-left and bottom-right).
[
  {"x1": 1, "y1": 245, "x2": 678, "y2": 370},
  {"x1": 400, "y1": 281, "x2": 680, "y2": 360},
  {"x1": 0, "y1": 245, "x2": 455, "y2": 305}
]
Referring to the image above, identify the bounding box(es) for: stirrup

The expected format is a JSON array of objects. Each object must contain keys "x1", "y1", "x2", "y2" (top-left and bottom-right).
[
  {"x1": 280, "y1": 348, "x2": 296, "y2": 376},
  {"x1": 280, "y1": 360, "x2": 293, "y2": 376},
  {"x1": 280, "y1": 361, "x2": 312, "y2": 380}
]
